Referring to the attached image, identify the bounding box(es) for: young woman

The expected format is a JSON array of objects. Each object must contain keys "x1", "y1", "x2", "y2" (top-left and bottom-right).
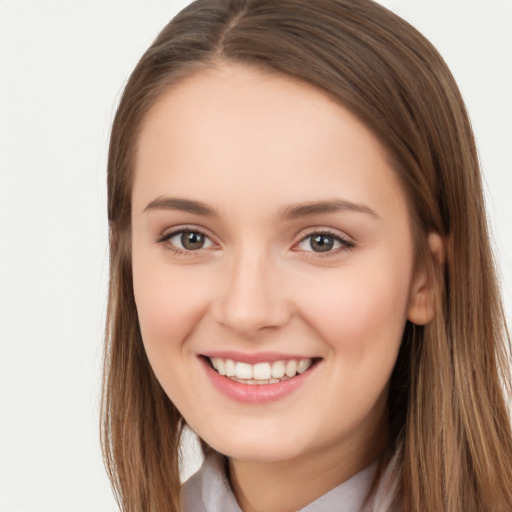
[{"x1": 101, "y1": 1, "x2": 512, "y2": 510}]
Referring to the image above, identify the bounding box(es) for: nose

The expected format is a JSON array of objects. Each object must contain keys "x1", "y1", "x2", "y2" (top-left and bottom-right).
[{"x1": 212, "y1": 249, "x2": 292, "y2": 338}]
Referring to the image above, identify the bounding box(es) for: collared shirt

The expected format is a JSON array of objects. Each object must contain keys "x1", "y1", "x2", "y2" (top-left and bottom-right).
[{"x1": 181, "y1": 452, "x2": 378, "y2": 512}]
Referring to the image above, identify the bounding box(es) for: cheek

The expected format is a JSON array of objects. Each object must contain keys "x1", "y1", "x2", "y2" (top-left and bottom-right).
[
  {"x1": 132, "y1": 255, "x2": 211, "y2": 357},
  {"x1": 296, "y1": 261, "x2": 412, "y2": 359},
  {"x1": 291, "y1": 263, "x2": 412, "y2": 435}
]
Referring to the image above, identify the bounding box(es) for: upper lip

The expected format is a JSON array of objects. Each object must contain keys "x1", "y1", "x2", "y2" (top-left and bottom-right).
[{"x1": 200, "y1": 351, "x2": 320, "y2": 364}]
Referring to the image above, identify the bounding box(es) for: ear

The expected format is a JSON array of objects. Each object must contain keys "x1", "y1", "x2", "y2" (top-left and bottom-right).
[{"x1": 407, "y1": 233, "x2": 444, "y2": 325}]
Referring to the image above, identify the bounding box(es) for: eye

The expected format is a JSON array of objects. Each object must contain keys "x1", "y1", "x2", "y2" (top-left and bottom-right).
[
  {"x1": 158, "y1": 229, "x2": 215, "y2": 252},
  {"x1": 296, "y1": 232, "x2": 354, "y2": 254}
]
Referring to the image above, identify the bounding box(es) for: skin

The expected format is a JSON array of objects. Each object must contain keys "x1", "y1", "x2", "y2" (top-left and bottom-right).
[{"x1": 131, "y1": 63, "x2": 437, "y2": 512}]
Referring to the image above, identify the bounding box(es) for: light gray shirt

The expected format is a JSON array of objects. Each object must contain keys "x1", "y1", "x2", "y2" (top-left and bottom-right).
[{"x1": 182, "y1": 452, "x2": 377, "y2": 512}]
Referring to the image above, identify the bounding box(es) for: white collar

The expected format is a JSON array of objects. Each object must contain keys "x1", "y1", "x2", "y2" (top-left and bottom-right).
[{"x1": 182, "y1": 452, "x2": 378, "y2": 512}]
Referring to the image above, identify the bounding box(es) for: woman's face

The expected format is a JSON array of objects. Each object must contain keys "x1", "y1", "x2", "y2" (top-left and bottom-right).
[{"x1": 131, "y1": 64, "x2": 431, "y2": 466}]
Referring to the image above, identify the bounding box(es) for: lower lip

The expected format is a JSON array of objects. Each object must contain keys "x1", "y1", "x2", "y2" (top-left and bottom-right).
[{"x1": 200, "y1": 357, "x2": 319, "y2": 403}]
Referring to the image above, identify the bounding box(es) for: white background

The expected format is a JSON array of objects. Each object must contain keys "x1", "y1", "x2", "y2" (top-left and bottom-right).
[{"x1": 1, "y1": 1, "x2": 511, "y2": 511}]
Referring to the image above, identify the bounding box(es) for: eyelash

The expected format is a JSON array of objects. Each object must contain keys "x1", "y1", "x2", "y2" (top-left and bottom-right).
[
  {"x1": 157, "y1": 227, "x2": 215, "y2": 256},
  {"x1": 157, "y1": 228, "x2": 355, "y2": 256},
  {"x1": 295, "y1": 230, "x2": 355, "y2": 256}
]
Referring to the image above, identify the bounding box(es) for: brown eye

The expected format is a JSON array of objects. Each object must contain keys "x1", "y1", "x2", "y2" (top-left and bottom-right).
[
  {"x1": 181, "y1": 231, "x2": 205, "y2": 250},
  {"x1": 309, "y1": 234, "x2": 335, "y2": 252},
  {"x1": 296, "y1": 231, "x2": 354, "y2": 254},
  {"x1": 160, "y1": 229, "x2": 214, "y2": 252}
]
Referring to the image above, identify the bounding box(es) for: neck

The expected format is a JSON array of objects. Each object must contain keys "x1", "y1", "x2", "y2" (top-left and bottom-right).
[{"x1": 228, "y1": 426, "x2": 387, "y2": 512}]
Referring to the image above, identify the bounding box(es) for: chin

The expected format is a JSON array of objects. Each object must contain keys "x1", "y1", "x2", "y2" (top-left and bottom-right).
[{"x1": 200, "y1": 427, "x2": 312, "y2": 463}]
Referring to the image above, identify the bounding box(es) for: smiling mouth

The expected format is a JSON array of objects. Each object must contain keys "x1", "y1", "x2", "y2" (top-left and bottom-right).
[{"x1": 203, "y1": 356, "x2": 321, "y2": 385}]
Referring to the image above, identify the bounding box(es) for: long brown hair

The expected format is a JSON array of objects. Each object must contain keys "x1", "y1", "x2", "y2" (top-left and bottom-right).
[{"x1": 101, "y1": 1, "x2": 512, "y2": 510}]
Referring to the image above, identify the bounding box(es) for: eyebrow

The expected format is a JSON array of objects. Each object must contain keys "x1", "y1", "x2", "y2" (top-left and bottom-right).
[
  {"x1": 143, "y1": 196, "x2": 379, "y2": 220},
  {"x1": 280, "y1": 199, "x2": 379, "y2": 220},
  {"x1": 144, "y1": 196, "x2": 219, "y2": 217}
]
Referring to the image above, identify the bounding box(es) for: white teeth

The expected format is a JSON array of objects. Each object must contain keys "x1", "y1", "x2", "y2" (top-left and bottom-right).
[
  {"x1": 233, "y1": 376, "x2": 292, "y2": 385},
  {"x1": 209, "y1": 357, "x2": 314, "y2": 383},
  {"x1": 285, "y1": 360, "x2": 297, "y2": 377},
  {"x1": 253, "y1": 362, "x2": 272, "y2": 380},
  {"x1": 235, "y1": 362, "x2": 253, "y2": 380},
  {"x1": 217, "y1": 358, "x2": 226, "y2": 376},
  {"x1": 225, "y1": 359, "x2": 236, "y2": 377},
  {"x1": 297, "y1": 358, "x2": 312, "y2": 374},
  {"x1": 271, "y1": 360, "x2": 286, "y2": 378}
]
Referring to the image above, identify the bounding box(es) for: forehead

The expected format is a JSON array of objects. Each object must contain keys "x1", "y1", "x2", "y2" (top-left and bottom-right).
[{"x1": 132, "y1": 63, "x2": 406, "y2": 219}]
